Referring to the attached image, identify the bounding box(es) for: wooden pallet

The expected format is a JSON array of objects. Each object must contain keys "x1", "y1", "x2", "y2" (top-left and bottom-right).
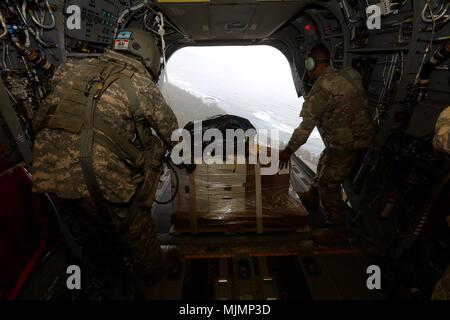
[{"x1": 171, "y1": 222, "x2": 310, "y2": 235}]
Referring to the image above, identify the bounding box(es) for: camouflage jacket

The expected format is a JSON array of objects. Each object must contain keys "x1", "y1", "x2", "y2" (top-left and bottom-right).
[
  {"x1": 433, "y1": 106, "x2": 450, "y2": 154},
  {"x1": 287, "y1": 66, "x2": 375, "y2": 152},
  {"x1": 432, "y1": 265, "x2": 450, "y2": 300},
  {"x1": 32, "y1": 50, "x2": 178, "y2": 203}
]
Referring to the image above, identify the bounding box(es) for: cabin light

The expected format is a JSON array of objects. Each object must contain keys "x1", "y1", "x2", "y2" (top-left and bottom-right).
[{"x1": 304, "y1": 24, "x2": 312, "y2": 31}]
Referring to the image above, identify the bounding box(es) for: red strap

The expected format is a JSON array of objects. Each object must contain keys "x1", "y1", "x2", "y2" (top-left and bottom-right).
[{"x1": 7, "y1": 239, "x2": 46, "y2": 300}]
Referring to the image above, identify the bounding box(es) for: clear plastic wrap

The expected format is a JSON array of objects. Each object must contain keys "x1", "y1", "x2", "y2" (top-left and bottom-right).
[{"x1": 172, "y1": 161, "x2": 309, "y2": 232}]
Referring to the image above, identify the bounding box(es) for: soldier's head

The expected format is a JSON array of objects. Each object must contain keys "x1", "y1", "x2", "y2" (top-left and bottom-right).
[
  {"x1": 305, "y1": 44, "x2": 331, "y2": 80},
  {"x1": 112, "y1": 28, "x2": 161, "y2": 80}
]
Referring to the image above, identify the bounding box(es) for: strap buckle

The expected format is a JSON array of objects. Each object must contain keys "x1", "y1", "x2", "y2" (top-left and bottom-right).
[
  {"x1": 85, "y1": 77, "x2": 105, "y2": 98},
  {"x1": 133, "y1": 112, "x2": 145, "y2": 124}
]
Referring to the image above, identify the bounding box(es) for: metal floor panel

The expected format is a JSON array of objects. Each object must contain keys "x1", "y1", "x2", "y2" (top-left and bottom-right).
[
  {"x1": 307, "y1": 253, "x2": 388, "y2": 300},
  {"x1": 143, "y1": 247, "x2": 388, "y2": 300}
]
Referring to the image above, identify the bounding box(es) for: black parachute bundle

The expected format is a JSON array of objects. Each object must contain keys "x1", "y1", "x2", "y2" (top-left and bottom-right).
[{"x1": 182, "y1": 115, "x2": 256, "y2": 172}]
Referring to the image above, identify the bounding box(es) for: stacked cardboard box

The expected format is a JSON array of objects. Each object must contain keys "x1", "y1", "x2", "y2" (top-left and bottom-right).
[
  {"x1": 173, "y1": 164, "x2": 247, "y2": 215},
  {"x1": 172, "y1": 160, "x2": 309, "y2": 233}
]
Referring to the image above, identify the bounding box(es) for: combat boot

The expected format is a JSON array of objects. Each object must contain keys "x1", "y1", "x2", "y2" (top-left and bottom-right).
[
  {"x1": 298, "y1": 186, "x2": 320, "y2": 207},
  {"x1": 312, "y1": 226, "x2": 350, "y2": 246},
  {"x1": 165, "y1": 248, "x2": 183, "y2": 281},
  {"x1": 141, "y1": 249, "x2": 182, "y2": 287}
]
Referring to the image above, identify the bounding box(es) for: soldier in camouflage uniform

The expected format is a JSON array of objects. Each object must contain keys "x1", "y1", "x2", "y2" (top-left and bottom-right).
[
  {"x1": 432, "y1": 266, "x2": 450, "y2": 300},
  {"x1": 430, "y1": 106, "x2": 450, "y2": 299},
  {"x1": 279, "y1": 44, "x2": 375, "y2": 246},
  {"x1": 32, "y1": 29, "x2": 179, "y2": 295},
  {"x1": 433, "y1": 106, "x2": 450, "y2": 154}
]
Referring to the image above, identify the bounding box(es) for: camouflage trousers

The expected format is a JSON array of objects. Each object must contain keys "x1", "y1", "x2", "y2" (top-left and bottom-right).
[
  {"x1": 314, "y1": 150, "x2": 359, "y2": 225},
  {"x1": 56, "y1": 197, "x2": 163, "y2": 281},
  {"x1": 433, "y1": 106, "x2": 450, "y2": 154},
  {"x1": 432, "y1": 265, "x2": 450, "y2": 300}
]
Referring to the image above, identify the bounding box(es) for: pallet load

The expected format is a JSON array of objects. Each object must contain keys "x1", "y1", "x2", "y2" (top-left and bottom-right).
[
  {"x1": 171, "y1": 114, "x2": 309, "y2": 234},
  {"x1": 171, "y1": 155, "x2": 309, "y2": 234}
]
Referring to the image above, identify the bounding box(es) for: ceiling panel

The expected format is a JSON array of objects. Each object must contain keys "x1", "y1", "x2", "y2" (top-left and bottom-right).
[{"x1": 158, "y1": 1, "x2": 306, "y2": 41}]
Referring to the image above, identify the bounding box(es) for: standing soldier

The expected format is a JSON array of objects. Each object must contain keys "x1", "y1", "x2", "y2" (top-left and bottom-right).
[
  {"x1": 433, "y1": 106, "x2": 450, "y2": 154},
  {"x1": 431, "y1": 105, "x2": 449, "y2": 300},
  {"x1": 31, "y1": 28, "x2": 179, "y2": 295},
  {"x1": 279, "y1": 44, "x2": 375, "y2": 246}
]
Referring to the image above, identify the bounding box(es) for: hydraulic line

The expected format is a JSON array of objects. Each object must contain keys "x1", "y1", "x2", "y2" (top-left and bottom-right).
[
  {"x1": 375, "y1": 53, "x2": 399, "y2": 124},
  {"x1": 15, "y1": 1, "x2": 56, "y2": 48},
  {"x1": 11, "y1": 38, "x2": 55, "y2": 73},
  {"x1": 28, "y1": 0, "x2": 56, "y2": 30},
  {"x1": 416, "y1": 41, "x2": 450, "y2": 101},
  {"x1": 340, "y1": 0, "x2": 359, "y2": 23},
  {"x1": 0, "y1": 13, "x2": 7, "y2": 39},
  {"x1": 421, "y1": 1, "x2": 449, "y2": 23},
  {"x1": 415, "y1": 0, "x2": 437, "y2": 89}
]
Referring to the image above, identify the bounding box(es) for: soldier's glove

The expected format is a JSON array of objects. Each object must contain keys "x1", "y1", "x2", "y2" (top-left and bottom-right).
[{"x1": 279, "y1": 148, "x2": 292, "y2": 170}]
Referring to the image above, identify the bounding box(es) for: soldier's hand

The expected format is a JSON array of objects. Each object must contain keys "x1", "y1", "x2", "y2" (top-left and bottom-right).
[{"x1": 279, "y1": 149, "x2": 292, "y2": 170}]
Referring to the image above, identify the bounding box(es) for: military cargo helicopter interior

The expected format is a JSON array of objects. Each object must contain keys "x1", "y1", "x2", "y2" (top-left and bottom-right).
[{"x1": 0, "y1": 0, "x2": 449, "y2": 300}]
